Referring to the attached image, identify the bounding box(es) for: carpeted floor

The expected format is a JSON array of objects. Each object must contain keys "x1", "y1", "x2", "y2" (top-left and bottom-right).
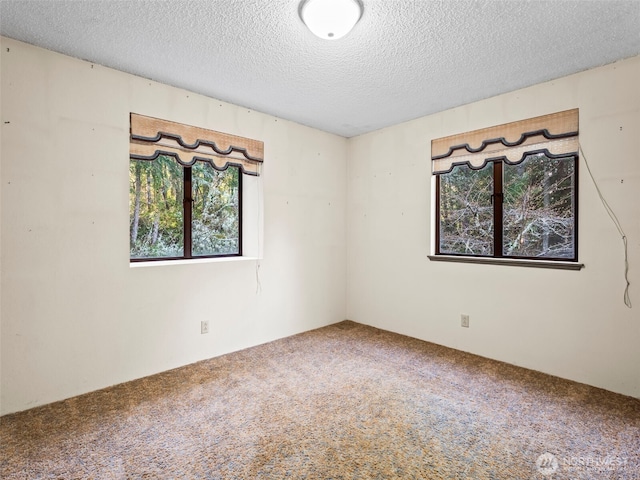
[{"x1": 1, "y1": 320, "x2": 638, "y2": 479}]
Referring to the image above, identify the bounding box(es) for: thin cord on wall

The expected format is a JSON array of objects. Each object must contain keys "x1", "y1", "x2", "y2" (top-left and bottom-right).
[
  {"x1": 255, "y1": 260, "x2": 262, "y2": 294},
  {"x1": 579, "y1": 144, "x2": 632, "y2": 308},
  {"x1": 255, "y1": 163, "x2": 263, "y2": 295}
]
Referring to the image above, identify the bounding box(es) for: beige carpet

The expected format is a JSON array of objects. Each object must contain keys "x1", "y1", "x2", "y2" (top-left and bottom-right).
[{"x1": 1, "y1": 320, "x2": 638, "y2": 479}]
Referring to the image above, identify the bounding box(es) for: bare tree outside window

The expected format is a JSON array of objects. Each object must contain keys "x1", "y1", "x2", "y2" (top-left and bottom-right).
[
  {"x1": 437, "y1": 153, "x2": 577, "y2": 261},
  {"x1": 503, "y1": 154, "x2": 575, "y2": 258},
  {"x1": 439, "y1": 163, "x2": 494, "y2": 256}
]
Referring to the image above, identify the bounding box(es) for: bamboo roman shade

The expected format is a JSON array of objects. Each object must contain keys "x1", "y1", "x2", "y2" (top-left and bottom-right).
[
  {"x1": 431, "y1": 109, "x2": 579, "y2": 174},
  {"x1": 130, "y1": 113, "x2": 264, "y2": 176}
]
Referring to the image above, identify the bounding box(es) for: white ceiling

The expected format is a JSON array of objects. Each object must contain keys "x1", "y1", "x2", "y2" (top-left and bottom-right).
[{"x1": 1, "y1": 0, "x2": 639, "y2": 137}]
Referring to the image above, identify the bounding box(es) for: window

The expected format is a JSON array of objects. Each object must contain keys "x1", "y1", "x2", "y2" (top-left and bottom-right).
[
  {"x1": 129, "y1": 114, "x2": 263, "y2": 262},
  {"x1": 130, "y1": 156, "x2": 241, "y2": 260},
  {"x1": 432, "y1": 109, "x2": 579, "y2": 262}
]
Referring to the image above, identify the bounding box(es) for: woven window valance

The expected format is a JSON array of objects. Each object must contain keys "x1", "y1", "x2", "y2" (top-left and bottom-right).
[
  {"x1": 431, "y1": 109, "x2": 578, "y2": 174},
  {"x1": 130, "y1": 113, "x2": 264, "y2": 176}
]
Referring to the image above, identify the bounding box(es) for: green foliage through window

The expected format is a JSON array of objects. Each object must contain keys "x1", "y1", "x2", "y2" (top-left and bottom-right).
[
  {"x1": 191, "y1": 162, "x2": 240, "y2": 256},
  {"x1": 129, "y1": 155, "x2": 240, "y2": 260}
]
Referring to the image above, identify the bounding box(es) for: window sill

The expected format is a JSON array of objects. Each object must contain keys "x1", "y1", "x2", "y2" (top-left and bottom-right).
[
  {"x1": 130, "y1": 256, "x2": 260, "y2": 268},
  {"x1": 427, "y1": 255, "x2": 584, "y2": 271}
]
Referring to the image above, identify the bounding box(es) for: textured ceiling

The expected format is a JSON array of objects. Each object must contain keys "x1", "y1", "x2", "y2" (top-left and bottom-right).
[{"x1": 1, "y1": 0, "x2": 639, "y2": 137}]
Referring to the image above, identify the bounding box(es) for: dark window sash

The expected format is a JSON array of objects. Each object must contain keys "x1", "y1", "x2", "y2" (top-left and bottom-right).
[
  {"x1": 184, "y1": 166, "x2": 193, "y2": 258},
  {"x1": 493, "y1": 161, "x2": 503, "y2": 257}
]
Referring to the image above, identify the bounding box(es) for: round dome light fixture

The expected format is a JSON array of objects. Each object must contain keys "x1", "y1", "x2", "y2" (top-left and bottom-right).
[{"x1": 299, "y1": 0, "x2": 363, "y2": 40}]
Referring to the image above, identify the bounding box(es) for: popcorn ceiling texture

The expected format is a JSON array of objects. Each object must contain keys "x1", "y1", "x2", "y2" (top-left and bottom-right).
[{"x1": 0, "y1": 0, "x2": 639, "y2": 137}]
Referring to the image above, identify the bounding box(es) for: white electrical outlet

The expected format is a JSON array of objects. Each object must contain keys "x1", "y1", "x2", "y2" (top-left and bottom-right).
[
  {"x1": 461, "y1": 314, "x2": 470, "y2": 328},
  {"x1": 201, "y1": 320, "x2": 210, "y2": 334}
]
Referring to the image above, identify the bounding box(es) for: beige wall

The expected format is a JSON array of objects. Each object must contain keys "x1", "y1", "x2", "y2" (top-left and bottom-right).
[
  {"x1": 1, "y1": 37, "x2": 638, "y2": 415},
  {"x1": 0, "y1": 37, "x2": 348, "y2": 415},
  {"x1": 347, "y1": 56, "x2": 640, "y2": 398}
]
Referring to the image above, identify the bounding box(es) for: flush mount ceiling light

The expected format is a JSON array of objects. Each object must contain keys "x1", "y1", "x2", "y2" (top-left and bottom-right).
[{"x1": 299, "y1": 0, "x2": 363, "y2": 40}]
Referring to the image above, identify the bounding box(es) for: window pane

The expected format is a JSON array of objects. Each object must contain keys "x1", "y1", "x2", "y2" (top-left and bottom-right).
[
  {"x1": 192, "y1": 162, "x2": 240, "y2": 256},
  {"x1": 129, "y1": 156, "x2": 184, "y2": 259},
  {"x1": 439, "y1": 163, "x2": 494, "y2": 256},
  {"x1": 503, "y1": 154, "x2": 575, "y2": 259}
]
